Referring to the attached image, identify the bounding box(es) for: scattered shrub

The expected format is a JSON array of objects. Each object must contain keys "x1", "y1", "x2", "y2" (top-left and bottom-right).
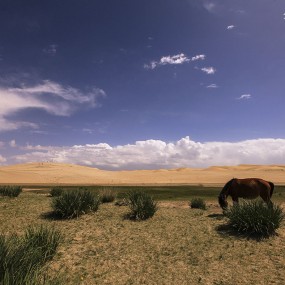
[
  {"x1": 50, "y1": 186, "x2": 64, "y2": 197},
  {"x1": 0, "y1": 186, "x2": 22, "y2": 197},
  {"x1": 99, "y1": 187, "x2": 116, "y2": 203},
  {"x1": 51, "y1": 189, "x2": 100, "y2": 219},
  {"x1": 0, "y1": 225, "x2": 61, "y2": 285},
  {"x1": 190, "y1": 198, "x2": 206, "y2": 210},
  {"x1": 225, "y1": 200, "x2": 285, "y2": 238},
  {"x1": 126, "y1": 190, "x2": 157, "y2": 220}
]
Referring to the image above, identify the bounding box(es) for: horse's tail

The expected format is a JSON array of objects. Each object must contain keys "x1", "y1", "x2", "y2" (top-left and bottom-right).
[{"x1": 268, "y1": 181, "x2": 274, "y2": 198}]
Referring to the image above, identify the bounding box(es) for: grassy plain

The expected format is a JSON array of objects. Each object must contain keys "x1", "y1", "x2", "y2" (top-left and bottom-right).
[{"x1": 1, "y1": 186, "x2": 285, "y2": 284}]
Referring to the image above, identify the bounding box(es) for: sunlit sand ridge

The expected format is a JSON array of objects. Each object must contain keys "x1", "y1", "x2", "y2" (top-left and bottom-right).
[{"x1": 0, "y1": 163, "x2": 285, "y2": 185}]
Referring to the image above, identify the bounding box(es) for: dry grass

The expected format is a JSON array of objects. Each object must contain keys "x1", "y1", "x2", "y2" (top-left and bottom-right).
[{"x1": 1, "y1": 192, "x2": 285, "y2": 284}]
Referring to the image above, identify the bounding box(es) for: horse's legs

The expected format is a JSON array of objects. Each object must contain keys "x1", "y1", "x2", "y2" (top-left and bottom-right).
[
  {"x1": 261, "y1": 194, "x2": 273, "y2": 208},
  {"x1": 267, "y1": 199, "x2": 273, "y2": 208}
]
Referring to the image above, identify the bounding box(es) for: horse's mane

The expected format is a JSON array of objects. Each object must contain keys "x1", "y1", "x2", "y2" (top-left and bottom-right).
[{"x1": 220, "y1": 178, "x2": 235, "y2": 196}]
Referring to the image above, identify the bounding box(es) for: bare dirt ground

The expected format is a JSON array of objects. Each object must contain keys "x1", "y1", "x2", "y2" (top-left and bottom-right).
[{"x1": 1, "y1": 193, "x2": 285, "y2": 285}]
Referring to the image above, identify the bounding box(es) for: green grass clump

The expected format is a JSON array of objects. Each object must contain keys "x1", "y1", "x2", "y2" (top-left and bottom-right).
[
  {"x1": 225, "y1": 200, "x2": 285, "y2": 238},
  {"x1": 0, "y1": 186, "x2": 22, "y2": 197},
  {"x1": 23, "y1": 225, "x2": 62, "y2": 261},
  {"x1": 51, "y1": 188, "x2": 100, "y2": 219},
  {"x1": 99, "y1": 187, "x2": 116, "y2": 203},
  {"x1": 0, "y1": 225, "x2": 61, "y2": 285},
  {"x1": 50, "y1": 186, "x2": 64, "y2": 197},
  {"x1": 190, "y1": 198, "x2": 207, "y2": 210},
  {"x1": 126, "y1": 190, "x2": 157, "y2": 220}
]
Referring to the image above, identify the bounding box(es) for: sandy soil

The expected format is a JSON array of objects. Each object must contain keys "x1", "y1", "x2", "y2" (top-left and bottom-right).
[{"x1": 0, "y1": 162, "x2": 285, "y2": 185}]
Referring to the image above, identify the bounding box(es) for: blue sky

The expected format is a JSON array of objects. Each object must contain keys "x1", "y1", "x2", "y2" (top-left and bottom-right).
[{"x1": 0, "y1": 0, "x2": 285, "y2": 169}]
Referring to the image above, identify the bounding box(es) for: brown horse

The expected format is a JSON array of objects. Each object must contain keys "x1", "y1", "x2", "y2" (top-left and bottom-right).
[{"x1": 218, "y1": 178, "x2": 274, "y2": 210}]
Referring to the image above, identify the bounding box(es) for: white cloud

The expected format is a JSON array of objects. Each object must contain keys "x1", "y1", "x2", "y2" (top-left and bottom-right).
[
  {"x1": 227, "y1": 25, "x2": 235, "y2": 30},
  {"x1": 12, "y1": 137, "x2": 285, "y2": 170},
  {"x1": 191, "y1": 54, "x2": 206, "y2": 61},
  {"x1": 0, "y1": 80, "x2": 106, "y2": 132},
  {"x1": 144, "y1": 61, "x2": 158, "y2": 70},
  {"x1": 9, "y1": 140, "x2": 17, "y2": 147},
  {"x1": 0, "y1": 141, "x2": 5, "y2": 148},
  {"x1": 206, "y1": 83, "x2": 218, "y2": 88},
  {"x1": 144, "y1": 53, "x2": 205, "y2": 70},
  {"x1": 160, "y1": 54, "x2": 190, "y2": 65},
  {"x1": 0, "y1": 154, "x2": 6, "y2": 164},
  {"x1": 237, "y1": 94, "x2": 251, "y2": 100},
  {"x1": 201, "y1": 67, "x2": 216, "y2": 74}
]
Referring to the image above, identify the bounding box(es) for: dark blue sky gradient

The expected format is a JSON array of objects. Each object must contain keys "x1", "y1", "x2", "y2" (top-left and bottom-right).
[{"x1": 0, "y1": 0, "x2": 285, "y2": 159}]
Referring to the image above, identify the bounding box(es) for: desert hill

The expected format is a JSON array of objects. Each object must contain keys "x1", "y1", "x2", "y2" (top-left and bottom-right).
[{"x1": 0, "y1": 163, "x2": 285, "y2": 185}]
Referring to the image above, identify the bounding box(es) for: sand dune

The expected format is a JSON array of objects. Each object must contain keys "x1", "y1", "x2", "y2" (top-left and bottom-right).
[{"x1": 0, "y1": 162, "x2": 285, "y2": 185}]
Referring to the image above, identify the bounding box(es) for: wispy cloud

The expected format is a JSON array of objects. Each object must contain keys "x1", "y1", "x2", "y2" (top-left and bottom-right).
[
  {"x1": 0, "y1": 80, "x2": 106, "y2": 132},
  {"x1": 227, "y1": 25, "x2": 235, "y2": 30},
  {"x1": 191, "y1": 54, "x2": 206, "y2": 61},
  {"x1": 144, "y1": 53, "x2": 205, "y2": 70},
  {"x1": 203, "y1": 2, "x2": 216, "y2": 13},
  {"x1": 201, "y1": 67, "x2": 216, "y2": 74},
  {"x1": 206, "y1": 83, "x2": 218, "y2": 88},
  {"x1": 43, "y1": 44, "x2": 57, "y2": 56},
  {"x1": 237, "y1": 94, "x2": 251, "y2": 100},
  {"x1": 11, "y1": 137, "x2": 285, "y2": 170}
]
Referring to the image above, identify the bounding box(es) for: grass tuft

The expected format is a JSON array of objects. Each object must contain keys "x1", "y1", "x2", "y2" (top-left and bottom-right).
[
  {"x1": 190, "y1": 198, "x2": 207, "y2": 210},
  {"x1": 225, "y1": 200, "x2": 285, "y2": 238},
  {"x1": 99, "y1": 187, "x2": 116, "y2": 203},
  {"x1": 0, "y1": 225, "x2": 61, "y2": 285},
  {"x1": 50, "y1": 187, "x2": 64, "y2": 197},
  {"x1": 126, "y1": 190, "x2": 157, "y2": 220},
  {"x1": 51, "y1": 188, "x2": 100, "y2": 219},
  {"x1": 0, "y1": 186, "x2": 22, "y2": 197}
]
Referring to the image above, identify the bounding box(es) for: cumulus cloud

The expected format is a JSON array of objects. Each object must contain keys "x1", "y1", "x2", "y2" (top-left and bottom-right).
[
  {"x1": 0, "y1": 141, "x2": 6, "y2": 164},
  {"x1": 144, "y1": 53, "x2": 205, "y2": 70},
  {"x1": 11, "y1": 137, "x2": 285, "y2": 170},
  {"x1": 0, "y1": 80, "x2": 106, "y2": 132},
  {"x1": 201, "y1": 67, "x2": 216, "y2": 74},
  {"x1": 237, "y1": 94, "x2": 251, "y2": 100},
  {"x1": 0, "y1": 154, "x2": 6, "y2": 164}
]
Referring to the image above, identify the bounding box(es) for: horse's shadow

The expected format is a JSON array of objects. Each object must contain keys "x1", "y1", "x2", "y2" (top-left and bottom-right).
[
  {"x1": 215, "y1": 223, "x2": 274, "y2": 241},
  {"x1": 207, "y1": 212, "x2": 271, "y2": 241},
  {"x1": 207, "y1": 213, "x2": 224, "y2": 220},
  {"x1": 40, "y1": 211, "x2": 65, "y2": 221}
]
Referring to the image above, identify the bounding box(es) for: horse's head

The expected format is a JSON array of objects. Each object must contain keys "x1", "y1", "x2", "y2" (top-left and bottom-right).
[
  {"x1": 218, "y1": 194, "x2": 228, "y2": 210},
  {"x1": 218, "y1": 178, "x2": 235, "y2": 210}
]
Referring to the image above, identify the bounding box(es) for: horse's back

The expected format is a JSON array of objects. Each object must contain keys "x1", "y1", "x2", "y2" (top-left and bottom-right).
[{"x1": 231, "y1": 178, "x2": 271, "y2": 199}]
